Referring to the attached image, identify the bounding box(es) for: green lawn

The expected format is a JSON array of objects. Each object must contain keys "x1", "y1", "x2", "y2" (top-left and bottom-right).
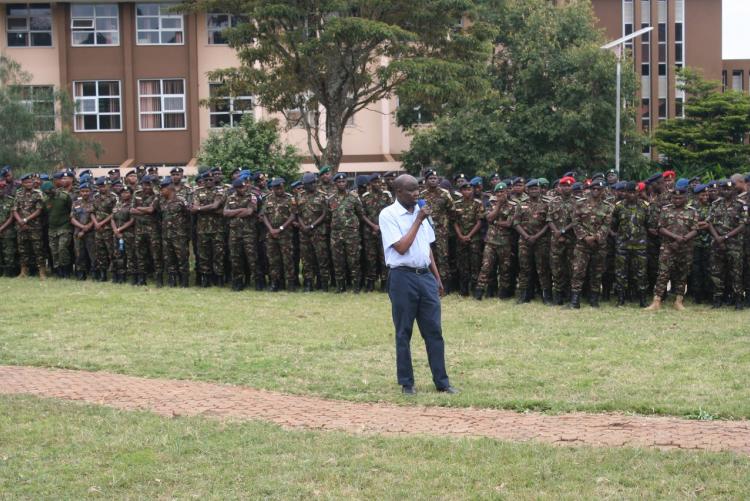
[
  {"x1": 1, "y1": 278, "x2": 748, "y2": 419},
  {"x1": 1, "y1": 395, "x2": 748, "y2": 499}
]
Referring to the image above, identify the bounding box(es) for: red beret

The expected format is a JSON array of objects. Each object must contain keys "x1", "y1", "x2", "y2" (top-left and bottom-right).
[{"x1": 662, "y1": 170, "x2": 676, "y2": 179}]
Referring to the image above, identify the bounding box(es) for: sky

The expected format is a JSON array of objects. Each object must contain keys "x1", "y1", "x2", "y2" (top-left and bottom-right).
[{"x1": 723, "y1": 0, "x2": 750, "y2": 60}]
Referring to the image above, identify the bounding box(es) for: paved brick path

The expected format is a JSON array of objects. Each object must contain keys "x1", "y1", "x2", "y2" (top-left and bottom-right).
[{"x1": 2, "y1": 365, "x2": 749, "y2": 454}]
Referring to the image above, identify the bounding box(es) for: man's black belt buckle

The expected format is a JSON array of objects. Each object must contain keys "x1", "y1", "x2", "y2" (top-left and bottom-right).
[{"x1": 393, "y1": 266, "x2": 430, "y2": 275}]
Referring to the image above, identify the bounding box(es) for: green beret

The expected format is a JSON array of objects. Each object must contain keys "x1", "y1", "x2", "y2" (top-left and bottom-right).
[
  {"x1": 537, "y1": 177, "x2": 549, "y2": 186},
  {"x1": 494, "y1": 182, "x2": 507, "y2": 192},
  {"x1": 319, "y1": 165, "x2": 331, "y2": 174}
]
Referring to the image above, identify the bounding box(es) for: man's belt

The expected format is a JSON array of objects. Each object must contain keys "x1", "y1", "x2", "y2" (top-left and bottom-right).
[{"x1": 390, "y1": 266, "x2": 430, "y2": 274}]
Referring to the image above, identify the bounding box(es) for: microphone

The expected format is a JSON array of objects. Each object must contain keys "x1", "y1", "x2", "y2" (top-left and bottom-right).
[{"x1": 417, "y1": 199, "x2": 434, "y2": 227}]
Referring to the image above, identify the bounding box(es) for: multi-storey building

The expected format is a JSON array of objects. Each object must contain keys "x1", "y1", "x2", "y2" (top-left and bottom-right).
[{"x1": 0, "y1": 1, "x2": 411, "y2": 174}]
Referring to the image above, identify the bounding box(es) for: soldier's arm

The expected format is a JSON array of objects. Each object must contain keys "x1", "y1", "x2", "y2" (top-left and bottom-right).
[
  {"x1": 724, "y1": 222, "x2": 745, "y2": 240},
  {"x1": 572, "y1": 206, "x2": 586, "y2": 241},
  {"x1": 466, "y1": 219, "x2": 482, "y2": 239},
  {"x1": 511, "y1": 207, "x2": 530, "y2": 239},
  {"x1": 0, "y1": 213, "x2": 14, "y2": 233},
  {"x1": 486, "y1": 202, "x2": 501, "y2": 223},
  {"x1": 311, "y1": 203, "x2": 327, "y2": 229},
  {"x1": 118, "y1": 218, "x2": 135, "y2": 233},
  {"x1": 659, "y1": 227, "x2": 681, "y2": 242},
  {"x1": 261, "y1": 213, "x2": 276, "y2": 233},
  {"x1": 453, "y1": 221, "x2": 465, "y2": 239},
  {"x1": 596, "y1": 210, "x2": 613, "y2": 242},
  {"x1": 70, "y1": 213, "x2": 87, "y2": 230}
]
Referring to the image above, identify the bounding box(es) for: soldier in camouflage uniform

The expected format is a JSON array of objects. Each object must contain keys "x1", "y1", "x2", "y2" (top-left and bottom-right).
[
  {"x1": 46, "y1": 173, "x2": 73, "y2": 278},
  {"x1": 419, "y1": 169, "x2": 454, "y2": 292},
  {"x1": 610, "y1": 181, "x2": 649, "y2": 307},
  {"x1": 361, "y1": 173, "x2": 393, "y2": 292},
  {"x1": 13, "y1": 174, "x2": 46, "y2": 279},
  {"x1": 191, "y1": 173, "x2": 226, "y2": 287},
  {"x1": 0, "y1": 178, "x2": 17, "y2": 276},
  {"x1": 328, "y1": 173, "x2": 364, "y2": 293},
  {"x1": 453, "y1": 182, "x2": 485, "y2": 296},
  {"x1": 158, "y1": 179, "x2": 190, "y2": 287},
  {"x1": 224, "y1": 177, "x2": 259, "y2": 291},
  {"x1": 645, "y1": 173, "x2": 670, "y2": 294},
  {"x1": 512, "y1": 179, "x2": 551, "y2": 304},
  {"x1": 70, "y1": 182, "x2": 96, "y2": 280},
  {"x1": 296, "y1": 173, "x2": 330, "y2": 292},
  {"x1": 568, "y1": 180, "x2": 613, "y2": 308},
  {"x1": 687, "y1": 184, "x2": 713, "y2": 303},
  {"x1": 318, "y1": 166, "x2": 336, "y2": 198},
  {"x1": 707, "y1": 179, "x2": 747, "y2": 309},
  {"x1": 91, "y1": 178, "x2": 118, "y2": 281},
  {"x1": 645, "y1": 184, "x2": 699, "y2": 310},
  {"x1": 130, "y1": 176, "x2": 162, "y2": 287},
  {"x1": 475, "y1": 183, "x2": 517, "y2": 300},
  {"x1": 261, "y1": 177, "x2": 297, "y2": 291},
  {"x1": 111, "y1": 188, "x2": 135, "y2": 284},
  {"x1": 547, "y1": 176, "x2": 577, "y2": 305}
]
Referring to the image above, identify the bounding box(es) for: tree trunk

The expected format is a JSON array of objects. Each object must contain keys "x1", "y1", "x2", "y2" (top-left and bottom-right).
[{"x1": 321, "y1": 108, "x2": 344, "y2": 173}]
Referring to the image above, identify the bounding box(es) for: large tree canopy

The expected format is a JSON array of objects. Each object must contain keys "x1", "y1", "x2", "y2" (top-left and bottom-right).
[{"x1": 182, "y1": 0, "x2": 495, "y2": 172}]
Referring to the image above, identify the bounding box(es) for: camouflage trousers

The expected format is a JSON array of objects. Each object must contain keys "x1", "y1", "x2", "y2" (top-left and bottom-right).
[
  {"x1": 331, "y1": 228, "x2": 361, "y2": 284},
  {"x1": 646, "y1": 236, "x2": 661, "y2": 292},
  {"x1": 653, "y1": 242, "x2": 693, "y2": 298},
  {"x1": 709, "y1": 241, "x2": 743, "y2": 299},
  {"x1": 299, "y1": 227, "x2": 330, "y2": 282},
  {"x1": 95, "y1": 229, "x2": 115, "y2": 273},
  {"x1": 517, "y1": 236, "x2": 551, "y2": 291},
  {"x1": 48, "y1": 226, "x2": 72, "y2": 269},
  {"x1": 688, "y1": 244, "x2": 712, "y2": 300},
  {"x1": 113, "y1": 231, "x2": 136, "y2": 276},
  {"x1": 265, "y1": 231, "x2": 295, "y2": 286},
  {"x1": 228, "y1": 226, "x2": 258, "y2": 283},
  {"x1": 477, "y1": 240, "x2": 514, "y2": 291},
  {"x1": 135, "y1": 228, "x2": 162, "y2": 275},
  {"x1": 455, "y1": 236, "x2": 483, "y2": 286},
  {"x1": 571, "y1": 241, "x2": 607, "y2": 294},
  {"x1": 17, "y1": 227, "x2": 45, "y2": 269},
  {"x1": 0, "y1": 230, "x2": 17, "y2": 272},
  {"x1": 550, "y1": 235, "x2": 575, "y2": 294},
  {"x1": 614, "y1": 245, "x2": 648, "y2": 294},
  {"x1": 74, "y1": 231, "x2": 96, "y2": 273},
  {"x1": 163, "y1": 232, "x2": 189, "y2": 276},
  {"x1": 431, "y1": 227, "x2": 451, "y2": 284},
  {"x1": 197, "y1": 231, "x2": 224, "y2": 277},
  {"x1": 363, "y1": 230, "x2": 386, "y2": 282}
]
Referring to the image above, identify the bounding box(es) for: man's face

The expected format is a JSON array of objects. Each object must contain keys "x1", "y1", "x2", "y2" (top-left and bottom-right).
[
  {"x1": 272, "y1": 185, "x2": 285, "y2": 196},
  {"x1": 560, "y1": 184, "x2": 572, "y2": 196},
  {"x1": 98, "y1": 184, "x2": 109, "y2": 195},
  {"x1": 160, "y1": 186, "x2": 172, "y2": 198},
  {"x1": 369, "y1": 179, "x2": 382, "y2": 192},
  {"x1": 335, "y1": 179, "x2": 347, "y2": 191},
  {"x1": 697, "y1": 191, "x2": 709, "y2": 204},
  {"x1": 235, "y1": 183, "x2": 247, "y2": 195},
  {"x1": 21, "y1": 178, "x2": 33, "y2": 190},
  {"x1": 527, "y1": 186, "x2": 540, "y2": 199},
  {"x1": 473, "y1": 185, "x2": 483, "y2": 196},
  {"x1": 204, "y1": 177, "x2": 215, "y2": 189},
  {"x1": 33, "y1": 177, "x2": 41, "y2": 189},
  {"x1": 426, "y1": 175, "x2": 439, "y2": 189},
  {"x1": 80, "y1": 188, "x2": 91, "y2": 198},
  {"x1": 257, "y1": 175, "x2": 267, "y2": 189},
  {"x1": 121, "y1": 191, "x2": 131, "y2": 204},
  {"x1": 171, "y1": 173, "x2": 183, "y2": 185},
  {"x1": 495, "y1": 191, "x2": 507, "y2": 204},
  {"x1": 460, "y1": 187, "x2": 473, "y2": 200},
  {"x1": 722, "y1": 186, "x2": 734, "y2": 198},
  {"x1": 607, "y1": 173, "x2": 618, "y2": 185},
  {"x1": 672, "y1": 193, "x2": 687, "y2": 207},
  {"x1": 320, "y1": 172, "x2": 332, "y2": 183},
  {"x1": 591, "y1": 186, "x2": 604, "y2": 200},
  {"x1": 652, "y1": 180, "x2": 664, "y2": 194},
  {"x1": 735, "y1": 179, "x2": 746, "y2": 194},
  {"x1": 142, "y1": 183, "x2": 153, "y2": 195},
  {"x1": 624, "y1": 191, "x2": 636, "y2": 204},
  {"x1": 303, "y1": 181, "x2": 316, "y2": 193},
  {"x1": 396, "y1": 179, "x2": 419, "y2": 209},
  {"x1": 664, "y1": 177, "x2": 675, "y2": 190},
  {"x1": 512, "y1": 183, "x2": 524, "y2": 194},
  {"x1": 126, "y1": 174, "x2": 137, "y2": 185}
]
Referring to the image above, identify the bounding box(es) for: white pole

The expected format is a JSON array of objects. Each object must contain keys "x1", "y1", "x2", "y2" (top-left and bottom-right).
[{"x1": 615, "y1": 46, "x2": 622, "y2": 176}]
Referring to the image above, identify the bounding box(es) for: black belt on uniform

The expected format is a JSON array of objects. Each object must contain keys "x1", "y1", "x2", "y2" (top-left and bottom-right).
[{"x1": 390, "y1": 266, "x2": 430, "y2": 275}]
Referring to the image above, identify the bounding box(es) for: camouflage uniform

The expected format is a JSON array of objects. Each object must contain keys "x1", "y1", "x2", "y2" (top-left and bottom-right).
[
  {"x1": 112, "y1": 199, "x2": 135, "y2": 280},
  {"x1": 419, "y1": 187, "x2": 455, "y2": 286},
  {"x1": 688, "y1": 200, "x2": 713, "y2": 301},
  {"x1": 512, "y1": 197, "x2": 551, "y2": 295},
  {"x1": 653, "y1": 204, "x2": 699, "y2": 298},
  {"x1": 453, "y1": 196, "x2": 485, "y2": 291},
  {"x1": 547, "y1": 194, "x2": 576, "y2": 299},
  {"x1": 707, "y1": 196, "x2": 748, "y2": 302},
  {"x1": 131, "y1": 189, "x2": 162, "y2": 279},
  {"x1": 328, "y1": 190, "x2": 363, "y2": 289},
  {"x1": 296, "y1": 190, "x2": 330, "y2": 285},
  {"x1": 159, "y1": 195, "x2": 190, "y2": 280},
  {"x1": 260, "y1": 191, "x2": 296, "y2": 288},
  {"x1": 570, "y1": 196, "x2": 613, "y2": 297},
  {"x1": 14, "y1": 188, "x2": 46, "y2": 271},
  {"x1": 45, "y1": 189, "x2": 72, "y2": 273},
  {"x1": 477, "y1": 197, "x2": 516, "y2": 294},
  {"x1": 92, "y1": 191, "x2": 118, "y2": 276},
  {"x1": 71, "y1": 194, "x2": 96, "y2": 275},
  {"x1": 0, "y1": 192, "x2": 17, "y2": 275},
  {"x1": 194, "y1": 185, "x2": 226, "y2": 280},
  {"x1": 647, "y1": 191, "x2": 671, "y2": 292},
  {"x1": 225, "y1": 189, "x2": 259, "y2": 286},
  {"x1": 361, "y1": 189, "x2": 393, "y2": 286},
  {"x1": 611, "y1": 199, "x2": 649, "y2": 297}
]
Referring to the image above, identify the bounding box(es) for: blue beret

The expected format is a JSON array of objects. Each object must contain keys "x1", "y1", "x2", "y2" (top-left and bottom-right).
[
  {"x1": 169, "y1": 167, "x2": 184, "y2": 174},
  {"x1": 502, "y1": 178, "x2": 513, "y2": 186},
  {"x1": 645, "y1": 173, "x2": 663, "y2": 185},
  {"x1": 95, "y1": 176, "x2": 107, "y2": 186},
  {"x1": 613, "y1": 181, "x2": 626, "y2": 191},
  {"x1": 674, "y1": 185, "x2": 688, "y2": 194},
  {"x1": 356, "y1": 175, "x2": 369, "y2": 187},
  {"x1": 718, "y1": 179, "x2": 731, "y2": 188},
  {"x1": 591, "y1": 172, "x2": 605, "y2": 180},
  {"x1": 590, "y1": 179, "x2": 606, "y2": 188},
  {"x1": 423, "y1": 169, "x2": 438, "y2": 179},
  {"x1": 78, "y1": 169, "x2": 92, "y2": 177},
  {"x1": 160, "y1": 177, "x2": 172, "y2": 188},
  {"x1": 625, "y1": 181, "x2": 637, "y2": 192},
  {"x1": 708, "y1": 180, "x2": 719, "y2": 188},
  {"x1": 525, "y1": 178, "x2": 539, "y2": 188},
  {"x1": 512, "y1": 176, "x2": 523, "y2": 185},
  {"x1": 210, "y1": 167, "x2": 221, "y2": 173},
  {"x1": 469, "y1": 176, "x2": 483, "y2": 187},
  {"x1": 368, "y1": 173, "x2": 382, "y2": 183},
  {"x1": 675, "y1": 178, "x2": 690, "y2": 190},
  {"x1": 239, "y1": 169, "x2": 251, "y2": 177},
  {"x1": 571, "y1": 182, "x2": 583, "y2": 191},
  {"x1": 268, "y1": 177, "x2": 285, "y2": 187},
  {"x1": 79, "y1": 182, "x2": 90, "y2": 190},
  {"x1": 301, "y1": 172, "x2": 317, "y2": 184},
  {"x1": 63, "y1": 171, "x2": 75, "y2": 178},
  {"x1": 111, "y1": 179, "x2": 123, "y2": 186},
  {"x1": 563, "y1": 171, "x2": 576, "y2": 178},
  {"x1": 52, "y1": 171, "x2": 64, "y2": 180},
  {"x1": 333, "y1": 173, "x2": 347, "y2": 182},
  {"x1": 141, "y1": 175, "x2": 154, "y2": 184},
  {"x1": 290, "y1": 180, "x2": 302, "y2": 189},
  {"x1": 459, "y1": 181, "x2": 472, "y2": 190},
  {"x1": 20, "y1": 173, "x2": 33, "y2": 181},
  {"x1": 0, "y1": 166, "x2": 10, "y2": 176},
  {"x1": 690, "y1": 176, "x2": 701, "y2": 183},
  {"x1": 693, "y1": 183, "x2": 707, "y2": 194},
  {"x1": 39, "y1": 174, "x2": 50, "y2": 181}
]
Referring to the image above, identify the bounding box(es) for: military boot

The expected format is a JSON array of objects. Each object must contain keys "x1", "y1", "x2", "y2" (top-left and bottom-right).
[
  {"x1": 303, "y1": 279, "x2": 313, "y2": 292},
  {"x1": 231, "y1": 278, "x2": 243, "y2": 291},
  {"x1": 336, "y1": 280, "x2": 345, "y2": 293},
  {"x1": 100, "y1": 270, "x2": 108, "y2": 282},
  {"x1": 542, "y1": 289, "x2": 553, "y2": 306},
  {"x1": 552, "y1": 290, "x2": 561, "y2": 306},
  {"x1": 269, "y1": 281, "x2": 279, "y2": 292},
  {"x1": 38, "y1": 267, "x2": 47, "y2": 280},
  {"x1": 18, "y1": 265, "x2": 29, "y2": 278},
  {"x1": 129, "y1": 273, "x2": 138, "y2": 286},
  {"x1": 498, "y1": 288, "x2": 511, "y2": 299},
  {"x1": 460, "y1": 280, "x2": 470, "y2": 297},
  {"x1": 645, "y1": 295, "x2": 662, "y2": 311},
  {"x1": 673, "y1": 295, "x2": 686, "y2": 311},
  {"x1": 167, "y1": 273, "x2": 177, "y2": 287},
  {"x1": 473, "y1": 287, "x2": 484, "y2": 301},
  {"x1": 321, "y1": 280, "x2": 329, "y2": 292},
  {"x1": 736, "y1": 299, "x2": 744, "y2": 311},
  {"x1": 154, "y1": 273, "x2": 163, "y2": 288},
  {"x1": 365, "y1": 279, "x2": 375, "y2": 293},
  {"x1": 639, "y1": 292, "x2": 648, "y2": 308},
  {"x1": 711, "y1": 296, "x2": 722, "y2": 309},
  {"x1": 255, "y1": 277, "x2": 265, "y2": 291},
  {"x1": 215, "y1": 276, "x2": 224, "y2": 288},
  {"x1": 568, "y1": 292, "x2": 580, "y2": 309},
  {"x1": 179, "y1": 273, "x2": 190, "y2": 288},
  {"x1": 138, "y1": 274, "x2": 147, "y2": 286},
  {"x1": 616, "y1": 290, "x2": 626, "y2": 307},
  {"x1": 76, "y1": 271, "x2": 86, "y2": 281},
  {"x1": 200, "y1": 274, "x2": 211, "y2": 288},
  {"x1": 589, "y1": 292, "x2": 600, "y2": 308}
]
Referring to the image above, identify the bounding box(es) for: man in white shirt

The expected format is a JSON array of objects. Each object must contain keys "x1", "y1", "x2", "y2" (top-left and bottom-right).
[{"x1": 379, "y1": 174, "x2": 457, "y2": 396}]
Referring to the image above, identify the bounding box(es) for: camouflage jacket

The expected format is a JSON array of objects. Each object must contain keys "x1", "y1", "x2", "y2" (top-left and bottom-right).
[
  {"x1": 573, "y1": 196, "x2": 613, "y2": 241},
  {"x1": 112, "y1": 200, "x2": 133, "y2": 233},
  {"x1": 485, "y1": 198, "x2": 516, "y2": 246},
  {"x1": 611, "y1": 199, "x2": 649, "y2": 248},
  {"x1": 225, "y1": 190, "x2": 258, "y2": 230},
  {"x1": 419, "y1": 187, "x2": 454, "y2": 230},
  {"x1": 689, "y1": 201, "x2": 712, "y2": 248},
  {"x1": 194, "y1": 185, "x2": 226, "y2": 233},
  {"x1": 13, "y1": 188, "x2": 44, "y2": 228},
  {"x1": 260, "y1": 192, "x2": 296, "y2": 228},
  {"x1": 647, "y1": 191, "x2": 672, "y2": 231},
  {"x1": 658, "y1": 204, "x2": 699, "y2": 242},
  {"x1": 295, "y1": 190, "x2": 328, "y2": 228},
  {"x1": 159, "y1": 196, "x2": 190, "y2": 238},
  {"x1": 361, "y1": 189, "x2": 393, "y2": 226},
  {"x1": 93, "y1": 192, "x2": 119, "y2": 225},
  {"x1": 546, "y1": 195, "x2": 576, "y2": 232},
  {"x1": 707, "y1": 196, "x2": 748, "y2": 237},
  {"x1": 71, "y1": 195, "x2": 95, "y2": 225},
  {"x1": 130, "y1": 190, "x2": 159, "y2": 230},
  {"x1": 0, "y1": 194, "x2": 15, "y2": 234},
  {"x1": 328, "y1": 191, "x2": 363, "y2": 231},
  {"x1": 453, "y1": 197, "x2": 485, "y2": 236},
  {"x1": 513, "y1": 197, "x2": 549, "y2": 236}
]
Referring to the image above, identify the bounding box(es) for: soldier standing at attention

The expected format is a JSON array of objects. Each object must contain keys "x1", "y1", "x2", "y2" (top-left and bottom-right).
[
  {"x1": 646, "y1": 182, "x2": 699, "y2": 310},
  {"x1": 645, "y1": 173, "x2": 669, "y2": 294},
  {"x1": 91, "y1": 177, "x2": 118, "y2": 282},
  {"x1": 419, "y1": 169, "x2": 454, "y2": 293},
  {"x1": 512, "y1": 179, "x2": 551, "y2": 304},
  {"x1": 568, "y1": 179, "x2": 613, "y2": 309},
  {"x1": 13, "y1": 174, "x2": 46, "y2": 279},
  {"x1": 361, "y1": 173, "x2": 393, "y2": 292},
  {"x1": 261, "y1": 177, "x2": 297, "y2": 292},
  {"x1": 474, "y1": 183, "x2": 516, "y2": 300},
  {"x1": 124, "y1": 170, "x2": 139, "y2": 193},
  {"x1": 224, "y1": 177, "x2": 259, "y2": 291},
  {"x1": 191, "y1": 173, "x2": 226, "y2": 287},
  {"x1": 328, "y1": 172, "x2": 364, "y2": 293},
  {"x1": 45, "y1": 172, "x2": 72, "y2": 278},
  {"x1": 130, "y1": 176, "x2": 162, "y2": 287},
  {"x1": 295, "y1": 172, "x2": 330, "y2": 292},
  {"x1": 158, "y1": 178, "x2": 191, "y2": 288},
  {"x1": 453, "y1": 181, "x2": 485, "y2": 296},
  {"x1": 688, "y1": 184, "x2": 713, "y2": 303},
  {"x1": 611, "y1": 181, "x2": 650, "y2": 307},
  {"x1": 111, "y1": 188, "x2": 135, "y2": 284},
  {"x1": 318, "y1": 165, "x2": 336, "y2": 197},
  {"x1": 70, "y1": 182, "x2": 96, "y2": 280},
  {"x1": 0, "y1": 177, "x2": 17, "y2": 276},
  {"x1": 547, "y1": 176, "x2": 577, "y2": 305}
]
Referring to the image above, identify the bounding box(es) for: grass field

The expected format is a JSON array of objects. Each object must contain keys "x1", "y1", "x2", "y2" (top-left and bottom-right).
[
  {"x1": 2, "y1": 395, "x2": 749, "y2": 499},
  {"x1": 1, "y1": 278, "x2": 748, "y2": 419}
]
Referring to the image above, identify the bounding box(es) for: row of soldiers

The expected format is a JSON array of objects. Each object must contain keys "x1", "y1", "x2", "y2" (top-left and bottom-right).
[{"x1": 1, "y1": 163, "x2": 748, "y2": 310}]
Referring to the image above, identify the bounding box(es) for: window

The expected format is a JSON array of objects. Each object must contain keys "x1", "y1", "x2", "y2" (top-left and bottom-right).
[
  {"x1": 208, "y1": 83, "x2": 253, "y2": 127},
  {"x1": 658, "y1": 98, "x2": 667, "y2": 120},
  {"x1": 675, "y1": 97, "x2": 684, "y2": 118},
  {"x1": 732, "y1": 70, "x2": 744, "y2": 92},
  {"x1": 641, "y1": 98, "x2": 650, "y2": 134},
  {"x1": 138, "y1": 79, "x2": 186, "y2": 130},
  {"x1": 723, "y1": 70, "x2": 728, "y2": 92},
  {"x1": 6, "y1": 3, "x2": 52, "y2": 47},
  {"x1": 206, "y1": 13, "x2": 246, "y2": 45},
  {"x1": 73, "y1": 80, "x2": 121, "y2": 131},
  {"x1": 136, "y1": 3, "x2": 183, "y2": 45},
  {"x1": 18, "y1": 85, "x2": 55, "y2": 131},
  {"x1": 71, "y1": 4, "x2": 119, "y2": 46}
]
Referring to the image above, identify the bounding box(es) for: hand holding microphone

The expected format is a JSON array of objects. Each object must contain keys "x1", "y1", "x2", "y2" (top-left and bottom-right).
[{"x1": 417, "y1": 199, "x2": 434, "y2": 227}]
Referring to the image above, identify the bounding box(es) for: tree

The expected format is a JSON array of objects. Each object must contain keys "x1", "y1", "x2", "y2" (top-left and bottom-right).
[
  {"x1": 653, "y1": 68, "x2": 750, "y2": 177},
  {"x1": 0, "y1": 56, "x2": 101, "y2": 172},
  {"x1": 403, "y1": 0, "x2": 647, "y2": 180},
  {"x1": 182, "y1": 0, "x2": 494, "y2": 172},
  {"x1": 198, "y1": 114, "x2": 301, "y2": 181}
]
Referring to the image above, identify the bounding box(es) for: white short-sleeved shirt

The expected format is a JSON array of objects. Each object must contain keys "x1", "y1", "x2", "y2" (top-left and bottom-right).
[{"x1": 379, "y1": 199, "x2": 435, "y2": 268}]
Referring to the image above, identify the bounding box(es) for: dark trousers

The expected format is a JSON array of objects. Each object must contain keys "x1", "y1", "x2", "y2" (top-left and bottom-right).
[{"x1": 388, "y1": 267, "x2": 450, "y2": 389}]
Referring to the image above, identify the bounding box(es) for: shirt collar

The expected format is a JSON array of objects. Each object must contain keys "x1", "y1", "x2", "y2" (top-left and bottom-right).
[{"x1": 394, "y1": 198, "x2": 416, "y2": 216}]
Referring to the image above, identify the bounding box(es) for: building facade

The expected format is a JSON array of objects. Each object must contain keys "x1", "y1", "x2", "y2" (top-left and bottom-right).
[
  {"x1": 722, "y1": 59, "x2": 750, "y2": 92},
  {"x1": 1, "y1": 1, "x2": 411, "y2": 174}
]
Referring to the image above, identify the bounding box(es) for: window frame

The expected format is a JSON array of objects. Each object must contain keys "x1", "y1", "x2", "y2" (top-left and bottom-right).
[
  {"x1": 73, "y1": 80, "x2": 123, "y2": 132},
  {"x1": 137, "y1": 78, "x2": 187, "y2": 131},
  {"x1": 135, "y1": 3, "x2": 184, "y2": 46},
  {"x1": 17, "y1": 85, "x2": 55, "y2": 132},
  {"x1": 5, "y1": 3, "x2": 53, "y2": 48},
  {"x1": 71, "y1": 3, "x2": 120, "y2": 47},
  {"x1": 208, "y1": 83, "x2": 254, "y2": 128},
  {"x1": 206, "y1": 12, "x2": 247, "y2": 45}
]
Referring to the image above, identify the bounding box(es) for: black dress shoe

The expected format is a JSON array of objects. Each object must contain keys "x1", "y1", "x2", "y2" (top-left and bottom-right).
[
  {"x1": 401, "y1": 385, "x2": 416, "y2": 396},
  {"x1": 437, "y1": 386, "x2": 460, "y2": 394}
]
